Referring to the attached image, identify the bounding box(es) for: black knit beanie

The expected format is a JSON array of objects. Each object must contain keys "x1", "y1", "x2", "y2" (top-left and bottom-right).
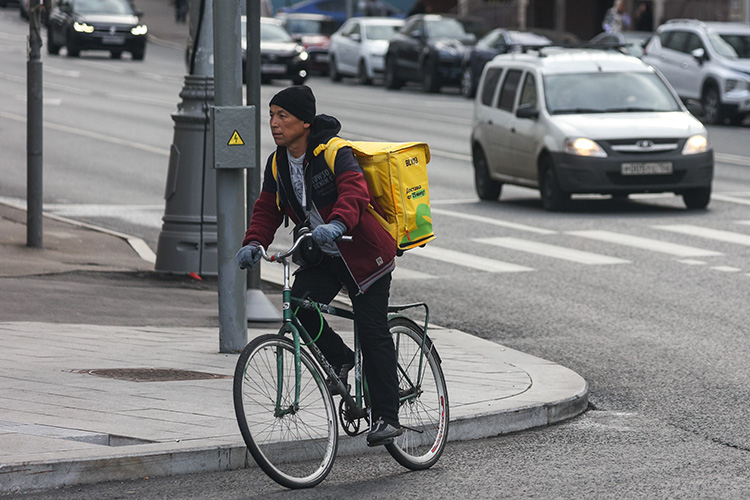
[{"x1": 269, "y1": 85, "x2": 316, "y2": 123}]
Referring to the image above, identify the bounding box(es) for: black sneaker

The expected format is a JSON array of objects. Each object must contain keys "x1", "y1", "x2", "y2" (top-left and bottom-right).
[
  {"x1": 366, "y1": 418, "x2": 404, "y2": 447},
  {"x1": 326, "y1": 362, "x2": 353, "y2": 396}
]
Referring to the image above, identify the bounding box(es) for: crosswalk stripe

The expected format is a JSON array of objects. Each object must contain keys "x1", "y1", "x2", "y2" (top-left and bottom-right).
[
  {"x1": 654, "y1": 225, "x2": 750, "y2": 247},
  {"x1": 430, "y1": 208, "x2": 556, "y2": 235},
  {"x1": 409, "y1": 246, "x2": 534, "y2": 273},
  {"x1": 569, "y1": 230, "x2": 722, "y2": 257},
  {"x1": 711, "y1": 194, "x2": 750, "y2": 206},
  {"x1": 475, "y1": 237, "x2": 629, "y2": 265},
  {"x1": 392, "y1": 266, "x2": 436, "y2": 280}
]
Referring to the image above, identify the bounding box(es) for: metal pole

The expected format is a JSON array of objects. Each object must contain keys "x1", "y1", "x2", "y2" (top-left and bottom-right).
[
  {"x1": 246, "y1": 0, "x2": 261, "y2": 293},
  {"x1": 213, "y1": 0, "x2": 247, "y2": 352},
  {"x1": 27, "y1": 0, "x2": 43, "y2": 248},
  {"x1": 244, "y1": 0, "x2": 281, "y2": 322}
]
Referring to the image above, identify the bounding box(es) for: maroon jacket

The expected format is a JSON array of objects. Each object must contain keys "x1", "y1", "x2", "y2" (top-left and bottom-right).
[{"x1": 242, "y1": 114, "x2": 396, "y2": 293}]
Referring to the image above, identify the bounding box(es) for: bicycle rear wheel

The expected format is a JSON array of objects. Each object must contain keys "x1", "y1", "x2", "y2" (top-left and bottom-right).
[
  {"x1": 233, "y1": 334, "x2": 338, "y2": 489},
  {"x1": 385, "y1": 317, "x2": 449, "y2": 470}
]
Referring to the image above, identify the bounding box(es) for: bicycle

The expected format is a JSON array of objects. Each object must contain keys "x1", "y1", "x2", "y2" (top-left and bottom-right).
[{"x1": 233, "y1": 232, "x2": 449, "y2": 489}]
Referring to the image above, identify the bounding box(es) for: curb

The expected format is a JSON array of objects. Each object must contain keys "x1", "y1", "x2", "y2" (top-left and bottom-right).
[{"x1": 1, "y1": 379, "x2": 587, "y2": 495}]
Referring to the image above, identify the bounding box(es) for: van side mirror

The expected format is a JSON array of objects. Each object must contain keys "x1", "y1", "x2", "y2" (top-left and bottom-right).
[{"x1": 516, "y1": 104, "x2": 539, "y2": 119}]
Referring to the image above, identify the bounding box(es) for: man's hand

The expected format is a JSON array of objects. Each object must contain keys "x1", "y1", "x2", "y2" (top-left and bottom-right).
[
  {"x1": 311, "y1": 220, "x2": 346, "y2": 246},
  {"x1": 235, "y1": 244, "x2": 262, "y2": 269}
]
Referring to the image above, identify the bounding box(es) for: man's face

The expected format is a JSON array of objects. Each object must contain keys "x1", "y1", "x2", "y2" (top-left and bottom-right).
[{"x1": 269, "y1": 105, "x2": 310, "y2": 148}]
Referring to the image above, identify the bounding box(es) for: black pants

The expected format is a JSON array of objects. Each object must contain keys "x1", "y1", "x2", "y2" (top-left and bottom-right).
[{"x1": 291, "y1": 256, "x2": 399, "y2": 426}]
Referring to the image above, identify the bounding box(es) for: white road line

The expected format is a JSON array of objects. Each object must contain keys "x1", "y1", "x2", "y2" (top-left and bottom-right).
[
  {"x1": 715, "y1": 152, "x2": 750, "y2": 167},
  {"x1": 711, "y1": 266, "x2": 742, "y2": 272},
  {"x1": 475, "y1": 237, "x2": 629, "y2": 265},
  {"x1": 711, "y1": 194, "x2": 750, "y2": 206},
  {"x1": 569, "y1": 230, "x2": 722, "y2": 258},
  {"x1": 430, "y1": 207, "x2": 557, "y2": 235},
  {"x1": 655, "y1": 225, "x2": 750, "y2": 247},
  {"x1": 392, "y1": 266, "x2": 436, "y2": 280},
  {"x1": 0, "y1": 111, "x2": 170, "y2": 156},
  {"x1": 409, "y1": 246, "x2": 534, "y2": 273},
  {"x1": 676, "y1": 259, "x2": 707, "y2": 265}
]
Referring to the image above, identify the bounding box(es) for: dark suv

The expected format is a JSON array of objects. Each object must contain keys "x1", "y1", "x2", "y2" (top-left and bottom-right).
[
  {"x1": 47, "y1": 0, "x2": 147, "y2": 59},
  {"x1": 385, "y1": 14, "x2": 475, "y2": 93}
]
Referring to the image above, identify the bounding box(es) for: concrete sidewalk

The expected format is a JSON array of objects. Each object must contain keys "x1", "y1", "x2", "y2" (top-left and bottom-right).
[{"x1": 0, "y1": 201, "x2": 588, "y2": 494}]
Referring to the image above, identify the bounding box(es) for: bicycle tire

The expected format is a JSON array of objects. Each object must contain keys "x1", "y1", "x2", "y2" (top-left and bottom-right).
[
  {"x1": 233, "y1": 334, "x2": 338, "y2": 489},
  {"x1": 385, "y1": 317, "x2": 449, "y2": 470}
]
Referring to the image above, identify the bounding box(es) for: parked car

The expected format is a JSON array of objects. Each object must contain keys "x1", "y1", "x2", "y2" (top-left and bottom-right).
[
  {"x1": 46, "y1": 0, "x2": 147, "y2": 59},
  {"x1": 589, "y1": 30, "x2": 653, "y2": 58},
  {"x1": 471, "y1": 48, "x2": 713, "y2": 211},
  {"x1": 278, "y1": 0, "x2": 403, "y2": 27},
  {"x1": 278, "y1": 13, "x2": 338, "y2": 75},
  {"x1": 642, "y1": 19, "x2": 750, "y2": 125},
  {"x1": 242, "y1": 16, "x2": 309, "y2": 85},
  {"x1": 385, "y1": 14, "x2": 476, "y2": 93},
  {"x1": 460, "y1": 28, "x2": 552, "y2": 98},
  {"x1": 329, "y1": 16, "x2": 404, "y2": 84}
]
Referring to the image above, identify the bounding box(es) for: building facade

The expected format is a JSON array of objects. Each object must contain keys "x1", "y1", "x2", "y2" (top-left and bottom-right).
[{"x1": 454, "y1": 0, "x2": 750, "y2": 40}]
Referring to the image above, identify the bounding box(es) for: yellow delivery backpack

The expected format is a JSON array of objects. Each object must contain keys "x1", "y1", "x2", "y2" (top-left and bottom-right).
[{"x1": 273, "y1": 138, "x2": 435, "y2": 253}]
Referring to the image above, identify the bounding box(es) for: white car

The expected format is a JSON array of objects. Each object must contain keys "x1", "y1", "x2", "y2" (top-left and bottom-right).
[
  {"x1": 642, "y1": 19, "x2": 750, "y2": 125},
  {"x1": 329, "y1": 17, "x2": 404, "y2": 85},
  {"x1": 471, "y1": 48, "x2": 714, "y2": 211}
]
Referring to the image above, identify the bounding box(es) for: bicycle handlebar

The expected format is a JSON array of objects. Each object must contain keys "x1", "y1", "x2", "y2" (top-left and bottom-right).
[{"x1": 259, "y1": 231, "x2": 352, "y2": 263}]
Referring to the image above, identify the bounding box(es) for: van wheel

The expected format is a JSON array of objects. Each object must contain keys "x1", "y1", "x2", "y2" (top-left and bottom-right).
[
  {"x1": 540, "y1": 158, "x2": 569, "y2": 211},
  {"x1": 473, "y1": 147, "x2": 501, "y2": 200},
  {"x1": 701, "y1": 86, "x2": 722, "y2": 125},
  {"x1": 683, "y1": 188, "x2": 711, "y2": 210}
]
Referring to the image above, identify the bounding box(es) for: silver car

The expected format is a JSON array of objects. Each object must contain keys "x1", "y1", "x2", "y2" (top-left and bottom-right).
[
  {"x1": 328, "y1": 17, "x2": 404, "y2": 85},
  {"x1": 471, "y1": 48, "x2": 713, "y2": 211},
  {"x1": 642, "y1": 19, "x2": 750, "y2": 125}
]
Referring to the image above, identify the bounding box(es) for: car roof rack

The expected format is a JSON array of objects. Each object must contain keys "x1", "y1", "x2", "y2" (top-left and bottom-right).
[
  {"x1": 665, "y1": 18, "x2": 706, "y2": 27},
  {"x1": 509, "y1": 42, "x2": 623, "y2": 57}
]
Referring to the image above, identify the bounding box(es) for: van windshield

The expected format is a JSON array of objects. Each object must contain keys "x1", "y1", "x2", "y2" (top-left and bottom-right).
[{"x1": 544, "y1": 72, "x2": 682, "y2": 115}]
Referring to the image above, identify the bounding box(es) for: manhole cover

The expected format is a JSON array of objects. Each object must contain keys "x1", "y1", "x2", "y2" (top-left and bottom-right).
[{"x1": 72, "y1": 368, "x2": 230, "y2": 382}]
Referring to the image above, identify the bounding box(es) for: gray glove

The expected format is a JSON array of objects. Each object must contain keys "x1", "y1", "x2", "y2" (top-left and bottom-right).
[
  {"x1": 235, "y1": 244, "x2": 262, "y2": 269},
  {"x1": 311, "y1": 220, "x2": 346, "y2": 246}
]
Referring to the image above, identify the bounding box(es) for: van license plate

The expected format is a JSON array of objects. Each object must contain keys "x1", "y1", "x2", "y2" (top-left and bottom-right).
[{"x1": 621, "y1": 162, "x2": 673, "y2": 175}]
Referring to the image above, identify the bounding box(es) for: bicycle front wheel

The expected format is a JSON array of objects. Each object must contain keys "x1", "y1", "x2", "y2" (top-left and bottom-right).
[
  {"x1": 233, "y1": 334, "x2": 338, "y2": 489},
  {"x1": 385, "y1": 317, "x2": 449, "y2": 470}
]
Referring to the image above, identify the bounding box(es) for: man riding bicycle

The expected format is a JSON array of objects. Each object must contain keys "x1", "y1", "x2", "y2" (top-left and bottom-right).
[{"x1": 236, "y1": 85, "x2": 403, "y2": 446}]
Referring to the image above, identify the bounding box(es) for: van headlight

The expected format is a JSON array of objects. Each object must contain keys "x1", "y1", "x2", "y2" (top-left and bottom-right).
[
  {"x1": 564, "y1": 138, "x2": 607, "y2": 157},
  {"x1": 682, "y1": 134, "x2": 708, "y2": 155}
]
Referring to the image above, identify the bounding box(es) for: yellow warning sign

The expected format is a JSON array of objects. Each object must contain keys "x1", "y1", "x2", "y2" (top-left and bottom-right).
[{"x1": 228, "y1": 130, "x2": 244, "y2": 146}]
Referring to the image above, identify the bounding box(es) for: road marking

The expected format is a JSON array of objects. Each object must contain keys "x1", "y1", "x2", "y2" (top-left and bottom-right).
[
  {"x1": 676, "y1": 259, "x2": 707, "y2": 265},
  {"x1": 392, "y1": 266, "x2": 436, "y2": 280},
  {"x1": 711, "y1": 266, "x2": 741, "y2": 272},
  {"x1": 0, "y1": 111, "x2": 170, "y2": 156},
  {"x1": 569, "y1": 230, "x2": 722, "y2": 257},
  {"x1": 715, "y1": 152, "x2": 750, "y2": 167},
  {"x1": 654, "y1": 225, "x2": 750, "y2": 247},
  {"x1": 430, "y1": 208, "x2": 557, "y2": 235},
  {"x1": 711, "y1": 194, "x2": 750, "y2": 206},
  {"x1": 475, "y1": 237, "x2": 629, "y2": 265},
  {"x1": 409, "y1": 246, "x2": 534, "y2": 273}
]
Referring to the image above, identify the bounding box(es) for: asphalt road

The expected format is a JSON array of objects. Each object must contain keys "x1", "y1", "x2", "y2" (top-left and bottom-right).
[{"x1": 1, "y1": 10, "x2": 748, "y2": 497}]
